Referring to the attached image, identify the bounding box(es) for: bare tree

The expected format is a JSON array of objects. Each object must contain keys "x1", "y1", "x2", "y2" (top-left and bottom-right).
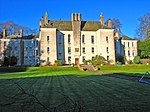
[
  {"x1": 136, "y1": 13, "x2": 150, "y2": 40},
  {"x1": 0, "y1": 21, "x2": 38, "y2": 36}
]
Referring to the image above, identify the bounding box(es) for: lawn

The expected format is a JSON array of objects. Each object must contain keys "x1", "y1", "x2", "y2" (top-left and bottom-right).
[
  {"x1": 0, "y1": 66, "x2": 90, "y2": 79},
  {"x1": 99, "y1": 64, "x2": 150, "y2": 74},
  {"x1": 0, "y1": 66, "x2": 150, "y2": 112}
]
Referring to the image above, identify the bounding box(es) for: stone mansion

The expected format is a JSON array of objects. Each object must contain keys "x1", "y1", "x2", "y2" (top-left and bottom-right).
[
  {"x1": 39, "y1": 12, "x2": 137, "y2": 65},
  {"x1": 0, "y1": 12, "x2": 137, "y2": 66}
]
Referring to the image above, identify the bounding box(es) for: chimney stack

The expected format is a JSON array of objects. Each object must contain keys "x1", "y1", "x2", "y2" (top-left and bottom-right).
[
  {"x1": 108, "y1": 19, "x2": 112, "y2": 28},
  {"x1": 20, "y1": 29, "x2": 23, "y2": 37},
  {"x1": 72, "y1": 13, "x2": 81, "y2": 21}
]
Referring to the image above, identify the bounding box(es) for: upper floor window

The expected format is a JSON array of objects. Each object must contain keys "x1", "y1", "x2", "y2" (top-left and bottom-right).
[
  {"x1": 47, "y1": 47, "x2": 50, "y2": 53},
  {"x1": 132, "y1": 50, "x2": 134, "y2": 56},
  {"x1": 82, "y1": 35, "x2": 85, "y2": 43},
  {"x1": 91, "y1": 36, "x2": 94, "y2": 43},
  {"x1": 106, "y1": 47, "x2": 109, "y2": 53},
  {"x1": 47, "y1": 36, "x2": 50, "y2": 41},
  {"x1": 4, "y1": 41, "x2": 6, "y2": 46},
  {"x1": 68, "y1": 34, "x2": 71, "y2": 43},
  {"x1": 92, "y1": 47, "x2": 94, "y2": 53},
  {"x1": 82, "y1": 47, "x2": 85, "y2": 53},
  {"x1": 68, "y1": 47, "x2": 71, "y2": 54},
  {"x1": 123, "y1": 42, "x2": 125, "y2": 46},
  {"x1": 106, "y1": 36, "x2": 108, "y2": 43},
  {"x1": 128, "y1": 50, "x2": 130, "y2": 56},
  {"x1": 128, "y1": 42, "x2": 130, "y2": 47},
  {"x1": 132, "y1": 42, "x2": 134, "y2": 47}
]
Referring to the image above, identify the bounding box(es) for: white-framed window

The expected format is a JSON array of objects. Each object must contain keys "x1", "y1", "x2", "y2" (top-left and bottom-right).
[
  {"x1": 128, "y1": 50, "x2": 130, "y2": 56},
  {"x1": 106, "y1": 47, "x2": 109, "y2": 53},
  {"x1": 82, "y1": 47, "x2": 85, "y2": 53},
  {"x1": 91, "y1": 36, "x2": 94, "y2": 43},
  {"x1": 68, "y1": 34, "x2": 71, "y2": 43},
  {"x1": 82, "y1": 35, "x2": 85, "y2": 43},
  {"x1": 68, "y1": 47, "x2": 71, "y2": 54},
  {"x1": 128, "y1": 42, "x2": 130, "y2": 47},
  {"x1": 47, "y1": 47, "x2": 50, "y2": 53},
  {"x1": 106, "y1": 36, "x2": 108, "y2": 43},
  {"x1": 107, "y1": 56, "x2": 109, "y2": 61},
  {"x1": 92, "y1": 47, "x2": 94, "y2": 53},
  {"x1": 132, "y1": 42, "x2": 134, "y2": 47},
  {"x1": 68, "y1": 56, "x2": 71, "y2": 63},
  {"x1": 47, "y1": 36, "x2": 50, "y2": 41}
]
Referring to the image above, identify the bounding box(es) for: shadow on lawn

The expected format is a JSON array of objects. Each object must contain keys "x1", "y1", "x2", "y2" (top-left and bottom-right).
[
  {"x1": 103, "y1": 72, "x2": 150, "y2": 82},
  {"x1": 0, "y1": 66, "x2": 28, "y2": 73}
]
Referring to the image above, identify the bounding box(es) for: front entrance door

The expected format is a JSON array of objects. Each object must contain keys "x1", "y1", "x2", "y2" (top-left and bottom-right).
[{"x1": 75, "y1": 58, "x2": 79, "y2": 65}]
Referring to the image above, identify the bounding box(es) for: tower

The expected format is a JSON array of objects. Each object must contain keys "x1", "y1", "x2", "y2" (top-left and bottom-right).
[{"x1": 72, "y1": 13, "x2": 81, "y2": 64}]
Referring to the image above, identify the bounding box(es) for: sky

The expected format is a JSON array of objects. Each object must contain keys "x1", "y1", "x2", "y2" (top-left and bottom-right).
[{"x1": 0, "y1": 0, "x2": 150, "y2": 38}]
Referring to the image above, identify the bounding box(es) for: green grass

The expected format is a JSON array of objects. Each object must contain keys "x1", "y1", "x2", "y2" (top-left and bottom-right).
[
  {"x1": 0, "y1": 75, "x2": 150, "y2": 112},
  {"x1": 99, "y1": 64, "x2": 150, "y2": 74},
  {"x1": 0, "y1": 66, "x2": 91, "y2": 79},
  {"x1": 0, "y1": 65, "x2": 150, "y2": 111}
]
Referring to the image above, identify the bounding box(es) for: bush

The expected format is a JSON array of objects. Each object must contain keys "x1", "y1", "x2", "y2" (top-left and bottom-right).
[
  {"x1": 44, "y1": 62, "x2": 51, "y2": 66},
  {"x1": 83, "y1": 60, "x2": 91, "y2": 65},
  {"x1": 54, "y1": 60, "x2": 62, "y2": 66},
  {"x1": 127, "y1": 60, "x2": 133, "y2": 64},
  {"x1": 92, "y1": 55, "x2": 106, "y2": 65},
  {"x1": 133, "y1": 56, "x2": 141, "y2": 64},
  {"x1": 116, "y1": 55, "x2": 125, "y2": 64},
  {"x1": 116, "y1": 61, "x2": 122, "y2": 65}
]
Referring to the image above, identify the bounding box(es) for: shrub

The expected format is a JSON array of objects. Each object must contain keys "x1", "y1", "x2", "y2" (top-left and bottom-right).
[
  {"x1": 127, "y1": 60, "x2": 133, "y2": 64},
  {"x1": 44, "y1": 62, "x2": 51, "y2": 66},
  {"x1": 54, "y1": 60, "x2": 62, "y2": 66},
  {"x1": 83, "y1": 60, "x2": 91, "y2": 65},
  {"x1": 116, "y1": 55, "x2": 125, "y2": 64},
  {"x1": 116, "y1": 61, "x2": 122, "y2": 65},
  {"x1": 92, "y1": 55, "x2": 106, "y2": 65},
  {"x1": 133, "y1": 56, "x2": 141, "y2": 64}
]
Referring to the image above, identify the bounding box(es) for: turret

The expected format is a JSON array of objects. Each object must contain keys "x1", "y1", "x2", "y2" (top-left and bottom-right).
[
  {"x1": 40, "y1": 16, "x2": 44, "y2": 27},
  {"x1": 100, "y1": 13, "x2": 104, "y2": 26},
  {"x1": 44, "y1": 12, "x2": 48, "y2": 25}
]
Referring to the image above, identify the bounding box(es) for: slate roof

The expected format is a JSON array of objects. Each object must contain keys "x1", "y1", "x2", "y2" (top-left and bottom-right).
[
  {"x1": 42, "y1": 20, "x2": 110, "y2": 31},
  {"x1": 121, "y1": 35, "x2": 136, "y2": 40}
]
